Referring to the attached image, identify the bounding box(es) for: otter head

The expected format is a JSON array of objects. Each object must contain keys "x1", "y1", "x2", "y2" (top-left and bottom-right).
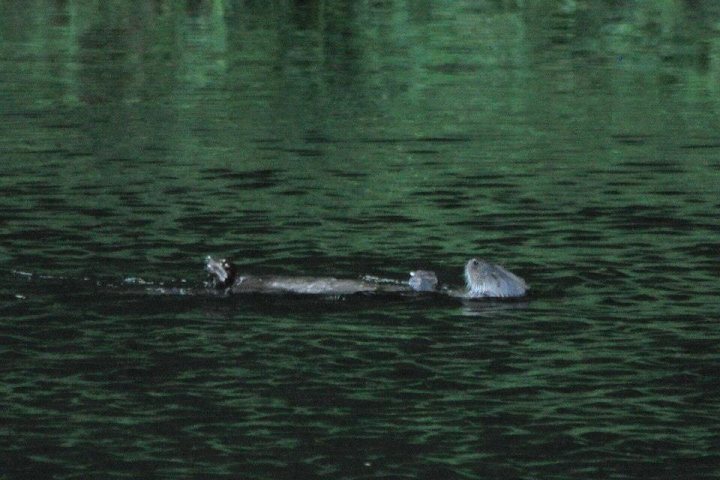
[
  {"x1": 408, "y1": 270, "x2": 438, "y2": 292},
  {"x1": 464, "y1": 258, "x2": 527, "y2": 298},
  {"x1": 205, "y1": 256, "x2": 237, "y2": 289},
  {"x1": 464, "y1": 258, "x2": 495, "y2": 297}
]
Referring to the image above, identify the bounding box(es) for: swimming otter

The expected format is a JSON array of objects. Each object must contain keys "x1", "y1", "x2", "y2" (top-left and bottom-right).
[
  {"x1": 205, "y1": 257, "x2": 527, "y2": 298},
  {"x1": 204, "y1": 257, "x2": 438, "y2": 295},
  {"x1": 464, "y1": 258, "x2": 528, "y2": 298}
]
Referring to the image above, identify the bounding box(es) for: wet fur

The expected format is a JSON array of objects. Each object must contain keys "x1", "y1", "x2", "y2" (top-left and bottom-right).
[{"x1": 464, "y1": 258, "x2": 527, "y2": 298}]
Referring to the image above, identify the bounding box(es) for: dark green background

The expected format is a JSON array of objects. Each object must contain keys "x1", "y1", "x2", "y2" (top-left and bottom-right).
[{"x1": 1, "y1": 1, "x2": 719, "y2": 478}]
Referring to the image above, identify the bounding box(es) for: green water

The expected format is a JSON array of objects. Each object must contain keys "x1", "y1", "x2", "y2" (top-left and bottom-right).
[{"x1": 1, "y1": 1, "x2": 719, "y2": 478}]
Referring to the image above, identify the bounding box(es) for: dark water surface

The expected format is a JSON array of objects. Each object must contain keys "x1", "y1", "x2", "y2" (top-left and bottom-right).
[{"x1": 2, "y1": 1, "x2": 720, "y2": 478}]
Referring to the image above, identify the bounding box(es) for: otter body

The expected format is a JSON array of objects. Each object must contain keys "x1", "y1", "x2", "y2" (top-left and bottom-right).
[
  {"x1": 205, "y1": 257, "x2": 438, "y2": 295},
  {"x1": 230, "y1": 275, "x2": 377, "y2": 295}
]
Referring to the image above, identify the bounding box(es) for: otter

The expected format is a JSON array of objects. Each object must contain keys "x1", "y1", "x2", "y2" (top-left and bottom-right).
[
  {"x1": 204, "y1": 257, "x2": 438, "y2": 295},
  {"x1": 205, "y1": 257, "x2": 527, "y2": 299},
  {"x1": 463, "y1": 258, "x2": 528, "y2": 298}
]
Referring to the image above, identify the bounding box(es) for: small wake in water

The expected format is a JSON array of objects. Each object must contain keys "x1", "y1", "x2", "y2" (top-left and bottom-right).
[{"x1": 7, "y1": 268, "x2": 217, "y2": 300}]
